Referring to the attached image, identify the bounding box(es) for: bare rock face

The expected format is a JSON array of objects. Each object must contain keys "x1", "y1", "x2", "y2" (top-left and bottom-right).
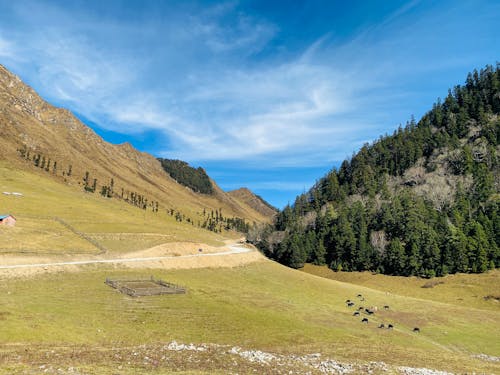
[{"x1": 0, "y1": 64, "x2": 47, "y2": 121}]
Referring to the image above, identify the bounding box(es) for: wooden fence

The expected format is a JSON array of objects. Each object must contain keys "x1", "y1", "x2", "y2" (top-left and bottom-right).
[{"x1": 105, "y1": 276, "x2": 187, "y2": 297}]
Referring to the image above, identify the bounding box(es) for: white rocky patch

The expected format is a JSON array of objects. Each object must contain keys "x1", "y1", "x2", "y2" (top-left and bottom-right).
[
  {"x1": 164, "y1": 340, "x2": 208, "y2": 352},
  {"x1": 159, "y1": 340, "x2": 455, "y2": 375},
  {"x1": 472, "y1": 353, "x2": 500, "y2": 362},
  {"x1": 398, "y1": 366, "x2": 454, "y2": 375}
]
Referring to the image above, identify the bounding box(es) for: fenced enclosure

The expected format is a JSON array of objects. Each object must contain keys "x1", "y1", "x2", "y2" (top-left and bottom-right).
[{"x1": 105, "y1": 276, "x2": 187, "y2": 296}]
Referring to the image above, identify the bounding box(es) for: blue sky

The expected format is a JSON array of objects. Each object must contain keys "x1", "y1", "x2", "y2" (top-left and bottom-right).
[{"x1": 0, "y1": 0, "x2": 498, "y2": 208}]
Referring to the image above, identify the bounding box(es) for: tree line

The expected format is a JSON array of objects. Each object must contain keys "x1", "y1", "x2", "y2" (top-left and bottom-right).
[
  {"x1": 252, "y1": 64, "x2": 499, "y2": 277},
  {"x1": 16, "y1": 147, "x2": 250, "y2": 235}
]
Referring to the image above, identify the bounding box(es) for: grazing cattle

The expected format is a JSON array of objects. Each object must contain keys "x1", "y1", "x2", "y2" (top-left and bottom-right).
[
  {"x1": 361, "y1": 318, "x2": 368, "y2": 323},
  {"x1": 347, "y1": 302, "x2": 355, "y2": 307},
  {"x1": 357, "y1": 294, "x2": 363, "y2": 298},
  {"x1": 346, "y1": 299, "x2": 351, "y2": 303},
  {"x1": 365, "y1": 308, "x2": 374, "y2": 315},
  {"x1": 358, "y1": 306, "x2": 364, "y2": 311},
  {"x1": 378, "y1": 323, "x2": 385, "y2": 328},
  {"x1": 384, "y1": 305, "x2": 390, "y2": 310},
  {"x1": 413, "y1": 327, "x2": 420, "y2": 333},
  {"x1": 353, "y1": 311, "x2": 360, "y2": 316},
  {"x1": 388, "y1": 324, "x2": 394, "y2": 330}
]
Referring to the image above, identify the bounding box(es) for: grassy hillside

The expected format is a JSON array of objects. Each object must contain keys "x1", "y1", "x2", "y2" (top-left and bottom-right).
[
  {"x1": 0, "y1": 161, "x2": 228, "y2": 255},
  {"x1": 302, "y1": 264, "x2": 500, "y2": 311},
  {"x1": 1, "y1": 163, "x2": 497, "y2": 373},
  {"x1": 0, "y1": 64, "x2": 271, "y2": 230},
  {"x1": 228, "y1": 187, "x2": 277, "y2": 218},
  {"x1": 0, "y1": 261, "x2": 498, "y2": 374}
]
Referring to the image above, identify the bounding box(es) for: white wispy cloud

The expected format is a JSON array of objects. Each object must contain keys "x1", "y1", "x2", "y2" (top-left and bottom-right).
[
  {"x1": 0, "y1": 36, "x2": 18, "y2": 60},
  {"x1": 0, "y1": 1, "x2": 397, "y2": 166},
  {"x1": 0, "y1": 0, "x2": 497, "y2": 171}
]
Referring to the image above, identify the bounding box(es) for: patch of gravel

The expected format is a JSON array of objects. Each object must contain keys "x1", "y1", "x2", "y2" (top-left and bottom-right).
[
  {"x1": 227, "y1": 348, "x2": 356, "y2": 374},
  {"x1": 472, "y1": 353, "x2": 500, "y2": 362},
  {"x1": 229, "y1": 347, "x2": 277, "y2": 364},
  {"x1": 398, "y1": 366, "x2": 454, "y2": 375},
  {"x1": 10, "y1": 341, "x2": 457, "y2": 375},
  {"x1": 158, "y1": 341, "x2": 456, "y2": 375},
  {"x1": 164, "y1": 340, "x2": 208, "y2": 352}
]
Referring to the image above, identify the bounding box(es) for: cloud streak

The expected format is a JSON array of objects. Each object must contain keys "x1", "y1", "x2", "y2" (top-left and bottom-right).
[{"x1": 0, "y1": 0, "x2": 498, "y2": 208}]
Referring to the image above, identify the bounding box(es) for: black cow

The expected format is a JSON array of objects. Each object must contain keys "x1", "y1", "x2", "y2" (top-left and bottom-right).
[
  {"x1": 353, "y1": 311, "x2": 360, "y2": 316},
  {"x1": 357, "y1": 294, "x2": 363, "y2": 298},
  {"x1": 383, "y1": 305, "x2": 390, "y2": 310},
  {"x1": 347, "y1": 302, "x2": 355, "y2": 307},
  {"x1": 365, "y1": 308, "x2": 374, "y2": 315},
  {"x1": 358, "y1": 306, "x2": 364, "y2": 311},
  {"x1": 413, "y1": 327, "x2": 420, "y2": 333},
  {"x1": 361, "y1": 318, "x2": 369, "y2": 323},
  {"x1": 388, "y1": 324, "x2": 394, "y2": 330}
]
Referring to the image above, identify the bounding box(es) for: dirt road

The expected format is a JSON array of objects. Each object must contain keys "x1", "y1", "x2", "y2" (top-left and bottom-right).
[{"x1": 0, "y1": 244, "x2": 253, "y2": 270}]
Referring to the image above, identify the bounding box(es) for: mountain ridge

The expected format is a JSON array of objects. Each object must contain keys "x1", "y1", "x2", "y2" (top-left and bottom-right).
[
  {"x1": 0, "y1": 64, "x2": 272, "y2": 228},
  {"x1": 228, "y1": 187, "x2": 278, "y2": 218}
]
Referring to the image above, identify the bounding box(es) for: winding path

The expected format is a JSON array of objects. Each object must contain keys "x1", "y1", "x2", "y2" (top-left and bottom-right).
[{"x1": 0, "y1": 244, "x2": 252, "y2": 270}]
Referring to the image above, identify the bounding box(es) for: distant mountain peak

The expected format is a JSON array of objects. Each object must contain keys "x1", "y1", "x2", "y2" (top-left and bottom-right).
[{"x1": 228, "y1": 187, "x2": 277, "y2": 218}]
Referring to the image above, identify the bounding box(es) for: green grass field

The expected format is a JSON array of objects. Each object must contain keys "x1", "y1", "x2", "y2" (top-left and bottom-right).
[
  {"x1": 0, "y1": 216, "x2": 98, "y2": 254},
  {"x1": 302, "y1": 264, "x2": 500, "y2": 311},
  {"x1": 0, "y1": 163, "x2": 227, "y2": 255},
  {"x1": 0, "y1": 261, "x2": 498, "y2": 374},
  {"x1": 1, "y1": 163, "x2": 499, "y2": 374}
]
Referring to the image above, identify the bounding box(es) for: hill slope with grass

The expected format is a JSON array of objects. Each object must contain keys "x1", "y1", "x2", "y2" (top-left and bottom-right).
[
  {"x1": 228, "y1": 187, "x2": 278, "y2": 218},
  {"x1": 254, "y1": 64, "x2": 499, "y2": 277},
  {"x1": 0, "y1": 161, "x2": 229, "y2": 256},
  {"x1": 1, "y1": 156, "x2": 497, "y2": 374},
  {"x1": 0, "y1": 259, "x2": 498, "y2": 374},
  {"x1": 0, "y1": 64, "x2": 272, "y2": 232},
  {"x1": 0, "y1": 64, "x2": 498, "y2": 375}
]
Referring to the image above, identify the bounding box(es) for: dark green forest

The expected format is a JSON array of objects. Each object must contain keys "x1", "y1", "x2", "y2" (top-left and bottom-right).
[
  {"x1": 158, "y1": 158, "x2": 214, "y2": 195},
  {"x1": 252, "y1": 64, "x2": 499, "y2": 277}
]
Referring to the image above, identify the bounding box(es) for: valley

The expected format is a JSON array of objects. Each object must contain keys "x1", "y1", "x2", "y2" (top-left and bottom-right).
[
  {"x1": 0, "y1": 45, "x2": 498, "y2": 374},
  {"x1": 1, "y1": 153, "x2": 498, "y2": 374}
]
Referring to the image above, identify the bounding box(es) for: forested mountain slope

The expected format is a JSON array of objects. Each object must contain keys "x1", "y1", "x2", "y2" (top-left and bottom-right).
[
  {"x1": 157, "y1": 158, "x2": 214, "y2": 195},
  {"x1": 254, "y1": 64, "x2": 499, "y2": 277}
]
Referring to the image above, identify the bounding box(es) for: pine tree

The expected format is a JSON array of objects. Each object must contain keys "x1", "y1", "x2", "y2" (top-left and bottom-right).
[
  {"x1": 83, "y1": 172, "x2": 89, "y2": 189},
  {"x1": 384, "y1": 238, "x2": 406, "y2": 275}
]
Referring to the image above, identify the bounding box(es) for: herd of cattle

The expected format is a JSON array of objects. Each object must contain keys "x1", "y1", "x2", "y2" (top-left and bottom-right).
[{"x1": 346, "y1": 294, "x2": 420, "y2": 333}]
